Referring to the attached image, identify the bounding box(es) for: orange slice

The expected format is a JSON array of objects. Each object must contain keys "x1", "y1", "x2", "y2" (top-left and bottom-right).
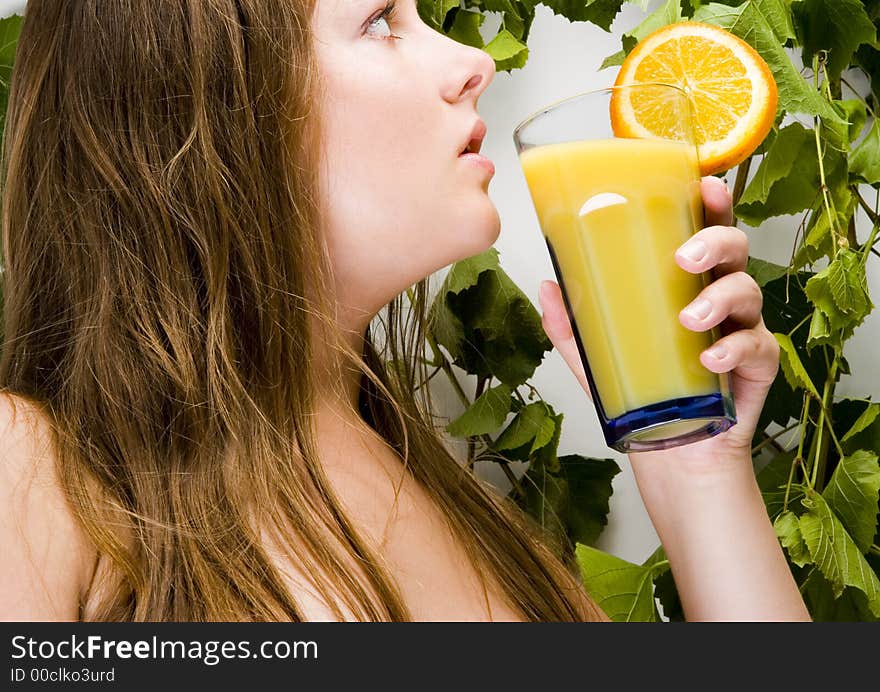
[{"x1": 610, "y1": 21, "x2": 777, "y2": 176}]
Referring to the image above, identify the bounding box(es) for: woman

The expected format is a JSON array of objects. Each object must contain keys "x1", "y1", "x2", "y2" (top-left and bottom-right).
[{"x1": 0, "y1": 0, "x2": 809, "y2": 621}]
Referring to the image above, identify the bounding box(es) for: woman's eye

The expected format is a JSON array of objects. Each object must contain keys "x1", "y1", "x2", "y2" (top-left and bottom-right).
[
  {"x1": 366, "y1": 2, "x2": 400, "y2": 41},
  {"x1": 367, "y1": 15, "x2": 392, "y2": 38}
]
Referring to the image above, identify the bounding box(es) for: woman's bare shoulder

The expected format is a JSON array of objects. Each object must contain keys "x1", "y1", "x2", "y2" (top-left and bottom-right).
[{"x1": 0, "y1": 392, "x2": 95, "y2": 621}]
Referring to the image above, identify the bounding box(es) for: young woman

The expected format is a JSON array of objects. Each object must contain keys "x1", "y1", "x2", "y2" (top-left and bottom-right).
[{"x1": 0, "y1": 0, "x2": 809, "y2": 621}]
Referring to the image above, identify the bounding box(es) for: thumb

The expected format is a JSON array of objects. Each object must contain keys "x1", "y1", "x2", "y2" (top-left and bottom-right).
[{"x1": 539, "y1": 280, "x2": 592, "y2": 400}]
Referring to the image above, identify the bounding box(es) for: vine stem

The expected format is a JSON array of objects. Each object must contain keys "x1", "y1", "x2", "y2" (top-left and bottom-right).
[
  {"x1": 751, "y1": 421, "x2": 801, "y2": 456},
  {"x1": 784, "y1": 394, "x2": 811, "y2": 511},
  {"x1": 810, "y1": 352, "x2": 840, "y2": 491},
  {"x1": 788, "y1": 312, "x2": 812, "y2": 337},
  {"x1": 730, "y1": 155, "x2": 752, "y2": 220},
  {"x1": 426, "y1": 332, "x2": 470, "y2": 410},
  {"x1": 841, "y1": 75, "x2": 877, "y2": 118},
  {"x1": 648, "y1": 559, "x2": 670, "y2": 576},
  {"x1": 811, "y1": 55, "x2": 842, "y2": 250},
  {"x1": 475, "y1": 444, "x2": 526, "y2": 499},
  {"x1": 413, "y1": 365, "x2": 442, "y2": 392},
  {"x1": 853, "y1": 187, "x2": 880, "y2": 227},
  {"x1": 423, "y1": 330, "x2": 530, "y2": 499},
  {"x1": 861, "y1": 217, "x2": 880, "y2": 267},
  {"x1": 499, "y1": 460, "x2": 525, "y2": 498},
  {"x1": 814, "y1": 122, "x2": 840, "y2": 247}
]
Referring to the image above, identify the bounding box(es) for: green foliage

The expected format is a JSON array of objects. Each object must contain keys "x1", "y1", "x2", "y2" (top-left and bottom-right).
[
  {"x1": 793, "y1": 0, "x2": 877, "y2": 82},
  {"x1": 797, "y1": 488, "x2": 880, "y2": 615},
  {"x1": 429, "y1": 248, "x2": 552, "y2": 387},
  {"x1": 575, "y1": 543, "x2": 663, "y2": 621},
  {"x1": 425, "y1": 247, "x2": 623, "y2": 557},
  {"x1": 425, "y1": 0, "x2": 880, "y2": 621},
  {"x1": 774, "y1": 331, "x2": 820, "y2": 397},
  {"x1": 0, "y1": 14, "x2": 22, "y2": 154},
  {"x1": 822, "y1": 450, "x2": 880, "y2": 552}
]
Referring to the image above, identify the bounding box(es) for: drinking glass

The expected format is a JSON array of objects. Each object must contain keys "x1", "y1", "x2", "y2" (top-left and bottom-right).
[{"x1": 512, "y1": 83, "x2": 736, "y2": 452}]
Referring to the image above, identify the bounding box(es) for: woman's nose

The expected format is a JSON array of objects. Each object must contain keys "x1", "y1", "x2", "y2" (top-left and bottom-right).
[{"x1": 443, "y1": 43, "x2": 495, "y2": 105}]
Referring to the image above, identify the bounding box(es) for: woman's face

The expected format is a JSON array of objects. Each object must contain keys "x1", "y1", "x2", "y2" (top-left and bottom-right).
[{"x1": 312, "y1": 0, "x2": 498, "y2": 328}]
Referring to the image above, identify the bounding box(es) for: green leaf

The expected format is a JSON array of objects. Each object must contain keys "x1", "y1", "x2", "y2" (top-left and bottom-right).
[
  {"x1": 693, "y1": 2, "x2": 845, "y2": 124},
  {"x1": 747, "y1": 256, "x2": 788, "y2": 288},
  {"x1": 542, "y1": 0, "x2": 626, "y2": 31},
  {"x1": 419, "y1": 0, "x2": 460, "y2": 30},
  {"x1": 735, "y1": 124, "x2": 820, "y2": 226},
  {"x1": 758, "y1": 0, "x2": 796, "y2": 43},
  {"x1": 494, "y1": 401, "x2": 550, "y2": 453},
  {"x1": 850, "y1": 119, "x2": 880, "y2": 187},
  {"x1": 447, "y1": 8, "x2": 486, "y2": 48},
  {"x1": 841, "y1": 403, "x2": 880, "y2": 443},
  {"x1": 558, "y1": 454, "x2": 621, "y2": 546},
  {"x1": 653, "y1": 569, "x2": 683, "y2": 621},
  {"x1": 532, "y1": 411, "x2": 564, "y2": 472},
  {"x1": 481, "y1": 0, "x2": 534, "y2": 42},
  {"x1": 806, "y1": 307, "x2": 833, "y2": 348},
  {"x1": 442, "y1": 247, "x2": 501, "y2": 295},
  {"x1": 804, "y1": 256, "x2": 873, "y2": 345},
  {"x1": 430, "y1": 249, "x2": 553, "y2": 387},
  {"x1": 802, "y1": 568, "x2": 879, "y2": 622},
  {"x1": 797, "y1": 488, "x2": 880, "y2": 616},
  {"x1": 827, "y1": 248, "x2": 870, "y2": 316},
  {"x1": 838, "y1": 399, "x2": 880, "y2": 457},
  {"x1": 530, "y1": 414, "x2": 557, "y2": 454},
  {"x1": 643, "y1": 545, "x2": 683, "y2": 621},
  {"x1": 482, "y1": 1, "x2": 538, "y2": 43},
  {"x1": 483, "y1": 28, "x2": 529, "y2": 70},
  {"x1": 757, "y1": 269, "x2": 831, "y2": 430},
  {"x1": 520, "y1": 453, "x2": 620, "y2": 553},
  {"x1": 521, "y1": 463, "x2": 568, "y2": 548},
  {"x1": 445, "y1": 383, "x2": 513, "y2": 437},
  {"x1": 822, "y1": 450, "x2": 880, "y2": 552},
  {"x1": 792, "y1": 0, "x2": 877, "y2": 83},
  {"x1": 574, "y1": 544, "x2": 661, "y2": 622},
  {"x1": 825, "y1": 99, "x2": 868, "y2": 153},
  {"x1": 774, "y1": 510, "x2": 812, "y2": 567},
  {"x1": 774, "y1": 332, "x2": 820, "y2": 398},
  {"x1": 599, "y1": 49, "x2": 627, "y2": 70}
]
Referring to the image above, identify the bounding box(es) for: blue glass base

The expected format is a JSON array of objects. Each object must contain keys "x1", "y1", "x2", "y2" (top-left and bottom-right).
[{"x1": 603, "y1": 392, "x2": 737, "y2": 453}]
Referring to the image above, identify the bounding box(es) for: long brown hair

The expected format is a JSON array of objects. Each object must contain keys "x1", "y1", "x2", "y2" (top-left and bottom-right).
[{"x1": 0, "y1": 0, "x2": 607, "y2": 621}]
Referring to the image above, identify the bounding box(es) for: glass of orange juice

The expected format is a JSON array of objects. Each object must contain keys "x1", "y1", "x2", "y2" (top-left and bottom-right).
[{"x1": 512, "y1": 83, "x2": 736, "y2": 452}]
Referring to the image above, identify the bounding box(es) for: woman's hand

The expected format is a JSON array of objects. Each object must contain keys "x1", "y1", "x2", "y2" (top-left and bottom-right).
[
  {"x1": 539, "y1": 178, "x2": 811, "y2": 620},
  {"x1": 538, "y1": 175, "x2": 779, "y2": 468}
]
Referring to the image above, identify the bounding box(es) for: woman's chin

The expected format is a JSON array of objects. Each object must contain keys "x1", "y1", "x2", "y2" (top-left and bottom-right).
[{"x1": 455, "y1": 206, "x2": 502, "y2": 259}]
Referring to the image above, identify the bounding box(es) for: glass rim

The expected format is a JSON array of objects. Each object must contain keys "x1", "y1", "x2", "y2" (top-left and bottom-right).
[{"x1": 512, "y1": 81, "x2": 690, "y2": 143}]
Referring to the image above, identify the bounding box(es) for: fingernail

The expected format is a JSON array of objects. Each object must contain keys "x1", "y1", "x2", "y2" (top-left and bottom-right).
[
  {"x1": 678, "y1": 239, "x2": 707, "y2": 262},
  {"x1": 706, "y1": 344, "x2": 727, "y2": 360},
  {"x1": 683, "y1": 297, "x2": 712, "y2": 320}
]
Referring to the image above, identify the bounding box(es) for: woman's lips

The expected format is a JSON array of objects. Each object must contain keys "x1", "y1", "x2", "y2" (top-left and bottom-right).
[{"x1": 458, "y1": 151, "x2": 495, "y2": 177}]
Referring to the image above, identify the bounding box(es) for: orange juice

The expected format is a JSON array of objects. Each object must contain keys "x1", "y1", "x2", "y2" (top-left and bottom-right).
[{"x1": 519, "y1": 137, "x2": 720, "y2": 420}]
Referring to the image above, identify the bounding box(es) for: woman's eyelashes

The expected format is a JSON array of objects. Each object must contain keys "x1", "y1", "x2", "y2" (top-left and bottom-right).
[{"x1": 365, "y1": 0, "x2": 402, "y2": 41}]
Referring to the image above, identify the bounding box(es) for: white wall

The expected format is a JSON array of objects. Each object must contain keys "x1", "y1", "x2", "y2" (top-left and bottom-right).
[{"x1": 438, "y1": 3, "x2": 880, "y2": 565}]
